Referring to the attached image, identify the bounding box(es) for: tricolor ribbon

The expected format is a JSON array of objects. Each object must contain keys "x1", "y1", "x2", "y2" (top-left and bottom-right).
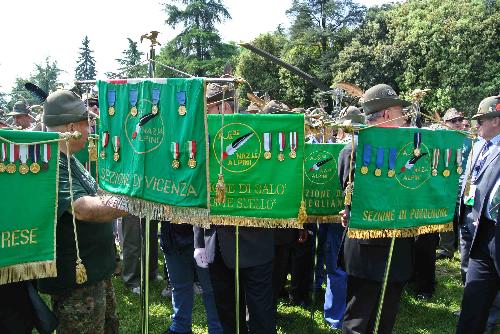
[
  {"x1": 188, "y1": 140, "x2": 196, "y2": 159},
  {"x1": 444, "y1": 148, "x2": 451, "y2": 170},
  {"x1": 172, "y1": 142, "x2": 179, "y2": 160},
  {"x1": 1, "y1": 143, "x2": 6, "y2": 162},
  {"x1": 19, "y1": 145, "x2": 28, "y2": 164},
  {"x1": 10, "y1": 143, "x2": 19, "y2": 163},
  {"x1": 289, "y1": 132, "x2": 297, "y2": 151},
  {"x1": 102, "y1": 132, "x2": 109, "y2": 149},
  {"x1": 456, "y1": 148, "x2": 463, "y2": 173},
  {"x1": 42, "y1": 144, "x2": 51, "y2": 162},
  {"x1": 263, "y1": 133, "x2": 272, "y2": 152},
  {"x1": 113, "y1": 136, "x2": 120, "y2": 153},
  {"x1": 432, "y1": 148, "x2": 440, "y2": 175},
  {"x1": 278, "y1": 132, "x2": 286, "y2": 152}
]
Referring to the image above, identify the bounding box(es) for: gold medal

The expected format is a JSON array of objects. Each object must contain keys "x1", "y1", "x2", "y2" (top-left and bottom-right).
[
  {"x1": 413, "y1": 148, "x2": 421, "y2": 157},
  {"x1": 178, "y1": 105, "x2": 186, "y2": 116},
  {"x1": 100, "y1": 151, "x2": 106, "y2": 159},
  {"x1": 289, "y1": 150, "x2": 296, "y2": 159},
  {"x1": 108, "y1": 106, "x2": 115, "y2": 116},
  {"x1": 443, "y1": 169, "x2": 450, "y2": 177},
  {"x1": 278, "y1": 152, "x2": 285, "y2": 162},
  {"x1": 19, "y1": 163, "x2": 29, "y2": 175},
  {"x1": 457, "y1": 166, "x2": 463, "y2": 175},
  {"x1": 30, "y1": 162, "x2": 40, "y2": 174},
  {"x1": 6, "y1": 163, "x2": 16, "y2": 174},
  {"x1": 374, "y1": 168, "x2": 382, "y2": 177},
  {"x1": 113, "y1": 152, "x2": 120, "y2": 162},
  {"x1": 387, "y1": 169, "x2": 395, "y2": 178},
  {"x1": 172, "y1": 160, "x2": 180, "y2": 169},
  {"x1": 264, "y1": 151, "x2": 271, "y2": 160},
  {"x1": 131, "y1": 106, "x2": 138, "y2": 117},
  {"x1": 152, "y1": 105, "x2": 158, "y2": 115},
  {"x1": 0, "y1": 163, "x2": 5, "y2": 173},
  {"x1": 360, "y1": 166, "x2": 368, "y2": 174},
  {"x1": 188, "y1": 158, "x2": 197, "y2": 168},
  {"x1": 432, "y1": 169, "x2": 438, "y2": 176}
]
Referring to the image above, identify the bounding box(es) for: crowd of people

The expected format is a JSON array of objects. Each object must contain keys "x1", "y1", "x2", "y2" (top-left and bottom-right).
[{"x1": 0, "y1": 81, "x2": 498, "y2": 334}]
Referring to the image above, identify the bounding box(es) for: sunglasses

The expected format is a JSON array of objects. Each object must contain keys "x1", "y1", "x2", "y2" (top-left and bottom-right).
[
  {"x1": 448, "y1": 117, "x2": 464, "y2": 124},
  {"x1": 88, "y1": 102, "x2": 99, "y2": 108},
  {"x1": 477, "y1": 118, "x2": 488, "y2": 126}
]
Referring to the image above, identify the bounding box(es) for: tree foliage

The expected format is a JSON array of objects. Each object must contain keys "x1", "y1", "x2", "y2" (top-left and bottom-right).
[
  {"x1": 75, "y1": 36, "x2": 97, "y2": 81},
  {"x1": 114, "y1": 38, "x2": 147, "y2": 78},
  {"x1": 157, "y1": 0, "x2": 238, "y2": 77}
]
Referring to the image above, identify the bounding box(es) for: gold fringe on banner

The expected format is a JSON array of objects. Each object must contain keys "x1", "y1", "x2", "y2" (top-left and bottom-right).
[
  {"x1": 306, "y1": 215, "x2": 342, "y2": 224},
  {"x1": 210, "y1": 216, "x2": 302, "y2": 228},
  {"x1": 347, "y1": 222, "x2": 453, "y2": 239},
  {"x1": 0, "y1": 261, "x2": 57, "y2": 285},
  {"x1": 97, "y1": 190, "x2": 210, "y2": 227}
]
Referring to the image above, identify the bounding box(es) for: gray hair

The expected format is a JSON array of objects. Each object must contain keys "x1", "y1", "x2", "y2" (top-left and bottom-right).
[{"x1": 365, "y1": 110, "x2": 385, "y2": 123}]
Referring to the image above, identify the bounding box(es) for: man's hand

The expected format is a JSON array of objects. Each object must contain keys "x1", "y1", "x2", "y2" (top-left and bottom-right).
[
  {"x1": 298, "y1": 230, "x2": 308, "y2": 243},
  {"x1": 194, "y1": 248, "x2": 208, "y2": 268},
  {"x1": 340, "y1": 208, "x2": 350, "y2": 228}
]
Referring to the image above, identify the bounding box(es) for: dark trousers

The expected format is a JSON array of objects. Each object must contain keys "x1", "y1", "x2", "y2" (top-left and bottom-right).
[
  {"x1": 289, "y1": 237, "x2": 314, "y2": 304},
  {"x1": 272, "y1": 242, "x2": 292, "y2": 308},
  {"x1": 457, "y1": 220, "x2": 500, "y2": 334},
  {"x1": 209, "y1": 247, "x2": 276, "y2": 334},
  {"x1": 414, "y1": 233, "x2": 439, "y2": 294},
  {"x1": 0, "y1": 282, "x2": 34, "y2": 334},
  {"x1": 342, "y1": 276, "x2": 405, "y2": 334}
]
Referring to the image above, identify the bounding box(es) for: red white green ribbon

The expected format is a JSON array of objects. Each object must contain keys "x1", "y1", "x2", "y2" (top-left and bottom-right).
[
  {"x1": 188, "y1": 140, "x2": 196, "y2": 159},
  {"x1": 113, "y1": 136, "x2": 120, "y2": 153},
  {"x1": 102, "y1": 131, "x2": 109, "y2": 149},
  {"x1": 172, "y1": 142, "x2": 179, "y2": 159},
  {"x1": 42, "y1": 144, "x2": 51, "y2": 163},
  {"x1": 1, "y1": 143, "x2": 6, "y2": 162},
  {"x1": 289, "y1": 132, "x2": 297, "y2": 151},
  {"x1": 10, "y1": 143, "x2": 19, "y2": 163},
  {"x1": 432, "y1": 148, "x2": 440, "y2": 170}
]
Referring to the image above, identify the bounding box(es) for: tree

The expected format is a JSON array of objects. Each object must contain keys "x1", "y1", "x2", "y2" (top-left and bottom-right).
[
  {"x1": 75, "y1": 36, "x2": 97, "y2": 81},
  {"x1": 156, "y1": 0, "x2": 238, "y2": 77},
  {"x1": 115, "y1": 38, "x2": 147, "y2": 78}
]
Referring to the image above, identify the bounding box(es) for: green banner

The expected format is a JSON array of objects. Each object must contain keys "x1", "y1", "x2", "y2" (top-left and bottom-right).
[
  {"x1": 0, "y1": 130, "x2": 59, "y2": 284},
  {"x1": 349, "y1": 127, "x2": 464, "y2": 238},
  {"x1": 97, "y1": 79, "x2": 209, "y2": 223},
  {"x1": 208, "y1": 114, "x2": 305, "y2": 228},
  {"x1": 304, "y1": 143, "x2": 345, "y2": 222}
]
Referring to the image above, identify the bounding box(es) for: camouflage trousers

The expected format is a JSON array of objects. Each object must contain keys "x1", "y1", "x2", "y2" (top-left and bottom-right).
[{"x1": 51, "y1": 278, "x2": 119, "y2": 334}]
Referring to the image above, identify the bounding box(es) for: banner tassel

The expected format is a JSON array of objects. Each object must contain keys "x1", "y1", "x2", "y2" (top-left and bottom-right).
[
  {"x1": 75, "y1": 258, "x2": 88, "y2": 284},
  {"x1": 298, "y1": 200, "x2": 307, "y2": 225},
  {"x1": 215, "y1": 173, "x2": 226, "y2": 204}
]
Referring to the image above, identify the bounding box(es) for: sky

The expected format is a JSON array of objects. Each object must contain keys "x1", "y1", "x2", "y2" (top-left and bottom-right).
[{"x1": 0, "y1": 0, "x2": 392, "y2": 95}]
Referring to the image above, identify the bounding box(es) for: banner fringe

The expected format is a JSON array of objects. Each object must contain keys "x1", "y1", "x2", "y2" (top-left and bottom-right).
[
  {"x1": 0, "y1": 261, "x2": 57, "y2": 285},
  {"x1": 347, "y1": 222, "x2": 453, "y2": 239},
  {"x1": 306, "y1": 215, "x2": 342, "y2": 224},
  {"x1": 210, "y1": 216, "x2": 302, "y2": 228},
  {"x1": 97, "y1": 190, "x2": 210, "y2": 227}
]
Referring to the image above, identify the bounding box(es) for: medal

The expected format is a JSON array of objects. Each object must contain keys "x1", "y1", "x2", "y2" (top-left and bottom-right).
[
  {"x1": 7, "y1": 143, "x2": 19, "y2": 174},
  {"x1": 374, "y1": 147, "x2": 384, "y2": 177},
  {"x1": 431, "y1": 148, "x2": 440, "y2": 177},
  {"x1": 278, "y1": 132, "x2": 286, "y2": 162},
  {"x1": 443, "y1": 148, "x2": 451, "y2": 177},
  {"x1": 413, "y1": 132, "x2": 422, "y2": 156},
  {"x1": 29, "y1": 144, "x2": 40, "y2": 174},
  {"x1": 188, "y1": 140, "x2": 197, "y2": 168},
  {"x1": 456, "y1": 148, "x2": 463, "y2": 175},
  {"x1": 129, "y1": 88, "x2": 138, "y2": 116},
  {"x1": 152, "y1": 87, "x2": 160, "y2": 115},
  {"x1": 387, "y1": 147, "x2": 396, "y2": 178},
  {"x1": 112, "y1": 136, "x2": 120, "y2": 162},
  {"x1": 171, "y1": 142, "x2": 180, "y2": 169},
  {"x1": 263, "y1": 133, "x2": 272, "y2": 160},
  {"x1": 289, "y1": 132, "x2": 297, "y2": 159},
  {"x1": 107, "y1": 90, "x2": 116, "y2": 116},
  {"x1": 0, "y1": 143, "x2": 6, "y2": 173},
  {"x1": 177, "y1": 91, "x2": 187, "y2": 116},
  {"x1": 41, "y1": 143, "x2": 51, "y2": 171},
  {"x1": 360, "y1": 144, "x2": 372, "y2": 175},
  {"x1": 88, "y1": 138, "x2": 98, "y2": 161},
  {"x1": 100, "y1": 132, "x2": 109, "y2": 159}
]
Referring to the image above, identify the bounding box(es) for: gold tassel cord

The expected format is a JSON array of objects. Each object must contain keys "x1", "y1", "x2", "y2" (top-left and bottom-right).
[
  {"x1": 75, "y1": 259, "x2": 88, "y2": 284},
  {"x1": 210, "y1": 216, "x2": 303, "y2": 228},
  {"x1": 297, "y1": 200, "x2": 307, "y2": 225},
  {"x1": 347, "y1": 222, "x2": 453, "y2": 239},
  {"x1": 214, "y1": 87, "x2": 227, "y2": 204},
  {"x1": 215, "y1": 173, "x2": 226, "y2": 204}
]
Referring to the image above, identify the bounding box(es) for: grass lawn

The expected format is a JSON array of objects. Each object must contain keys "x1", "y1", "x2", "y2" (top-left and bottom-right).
[{"x1": 110, "y1": 253, "x2": 496, "y2": 334}]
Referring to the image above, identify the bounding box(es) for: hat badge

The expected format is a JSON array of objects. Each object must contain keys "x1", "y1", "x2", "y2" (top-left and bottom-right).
[{"x1": 386, "y1": 89, "x2": 396, "y2": 96}]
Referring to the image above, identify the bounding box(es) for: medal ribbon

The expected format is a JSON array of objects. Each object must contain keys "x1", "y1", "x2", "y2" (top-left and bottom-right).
[
  {"x1": 375, "y1": 147, "x2": 384, "y2": 169},
  {"x1": 19, "y1": 145, "x2": 28, "y2": 164},
  {"x1": 456, "y1": 148, "x2": 462, "y2": 168},
  {"x1": 171, "y1": 142, "x2": 179, "y2": 159},
  {"x1": 263, "y1": 133, "x2": 271, "y2": 152},
  {"x1": 42, "y1": 144, "x2": 51, "y2": 163},
  {"x1": 113, "y1": 136, "x2": 120, "y2": 153},
  {"x1": 29, "y1": 144, "x2": 39, "y2": 163},
  {"x1": 10, "y1": 144, "x2": 19, "y2": 163},
  {"x1": 152, "y1": 87, "x2": 160, "y2": 105},
  {"x1": 444, "y1": 149, "x2": 451, "y2": 169},
  {"x1": 129, "y1": 88, "x2": 138, "y2": 107},
  {"x1": 414, "y1": 132, "x2": 422, "y2": 151},
  {"x1": 432, "y1": 148, "x2": 440, "y2": 170},
  {"x1": 289, "y1": 132, "x2": 297, "y2": 151},
  {"x1": 1, "y1": 143, "x2": 6, "y2": 162},
  {"x1": 388, "y1": 148, "x2": 397, "y2": 170},
  {"x1": 107, "y1": 90, "x2": 116, "y2": 106},
  {"x1": 362, "y1": 144, "x2": 372, "y2": 166},
  {"x1": 102, "y1": 132, "x2": 109, "y2": 149},
  {"x1": 188, "y1": 140, "x2": 196, "y2": 159},
  {"x1": 278, "y1": 132, "x2": 285, "y2": 152},
  {"x1": 176, "y1": 91, "x2": 186, "y2": 106}
]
